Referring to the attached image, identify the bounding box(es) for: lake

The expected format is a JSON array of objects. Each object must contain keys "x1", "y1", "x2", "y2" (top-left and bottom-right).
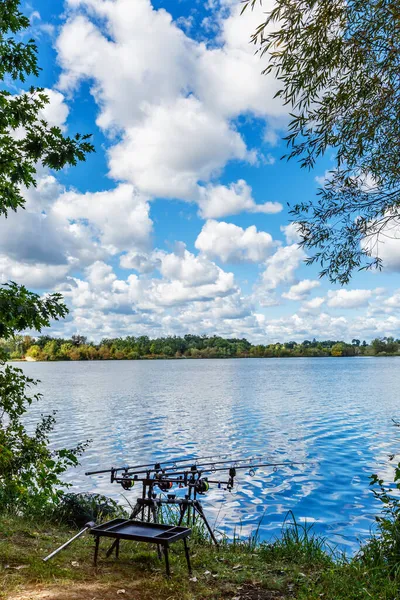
[{"x1": 18, "y1": 357, "x2": 400, "y2": 552}]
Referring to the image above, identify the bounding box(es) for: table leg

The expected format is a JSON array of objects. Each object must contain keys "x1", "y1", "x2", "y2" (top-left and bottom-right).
[
  {"x1": 156, "y1": 544, "x2": 162, "y2": 560},
  {"x1": 163, "y1": 546, "x2": 171, "y2": 577},
  {"x1": 106, "y1": 540, "x2": 116, "y2": 558},
  {"x1": 116, "y1": 539, "x2": 120, "y2": 559},
  {"x1": 94, "y1": 536, "x2": 100, "y2": 567},
  {"x1": 183, "y1": 538, "x2": 192, "y2": 575}
]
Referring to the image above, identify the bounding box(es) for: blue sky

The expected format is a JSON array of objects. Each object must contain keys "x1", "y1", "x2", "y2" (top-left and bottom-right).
[{"x1": 2, "y1": 0, "x2": 399, "y2": 343}]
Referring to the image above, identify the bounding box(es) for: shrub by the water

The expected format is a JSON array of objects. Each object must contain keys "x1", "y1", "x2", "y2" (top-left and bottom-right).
[
  {"x1": 0, "y1": 361, "x2": 89, "y2": 516},
  {"x1": 53, "y1": 492, "x2": 128, "y2": 528}
]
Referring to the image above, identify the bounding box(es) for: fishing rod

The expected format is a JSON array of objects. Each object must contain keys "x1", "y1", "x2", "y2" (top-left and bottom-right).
[
  {"x1": 110, "y1": 460, "x2": 306, "y2": 492},
  {"x1": 85, "y1": 453, "x2": 239, "y2": 476},
  {"x1": 96, "y1": 455, "x2": 290, "y2": 480},
  {"x1": 199, "y1": 460, "x2": 306, "y2": 475},
  {"x1": 124, "y1": 455, "x2": 268, "y2": 473},
  {"x1": 108, "y1": 459, "x2": 305, "y2": 480}
]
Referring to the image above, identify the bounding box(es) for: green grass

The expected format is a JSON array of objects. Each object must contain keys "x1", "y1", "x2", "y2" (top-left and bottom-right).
[{"x1": 1, "y1": 513, "x2": 400, "y2": 599}]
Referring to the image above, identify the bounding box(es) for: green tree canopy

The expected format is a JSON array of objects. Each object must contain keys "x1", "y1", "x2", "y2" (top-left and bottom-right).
[
  {"x1": 0, "y1": 0, "x2": 94, "y2": 216},
  {"x1": 243, "y1": 0, "x2": 400, "y2": 284}
]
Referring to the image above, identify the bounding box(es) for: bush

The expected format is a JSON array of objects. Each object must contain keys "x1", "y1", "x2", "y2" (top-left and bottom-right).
[
  {"x1": 54, "y1": 493, "x2": 128, "y2": 528},
  {"x1": 0, "y1": 364, "x2": 89, "y2": 516},
  {"x1": 366, "y1": 462, "x2": 400, "y2": 572}
]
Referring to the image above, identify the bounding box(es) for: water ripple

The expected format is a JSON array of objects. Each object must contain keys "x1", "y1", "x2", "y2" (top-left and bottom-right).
[{"x1": 17, "y1": 357, "x2": 400, "y2": 553}]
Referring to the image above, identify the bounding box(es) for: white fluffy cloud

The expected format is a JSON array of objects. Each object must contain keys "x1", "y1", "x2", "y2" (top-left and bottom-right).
[
  {"x1": 281, "y1": 222, "x2": 302, "y2": 244},
  {"x1": 197, "y1": 180, "x2": 282, "y2": 219},
  {"x1": 39, "y1": 89, "x2": 70, "y2": 130},
  {"x1": 63, "y1": 246, "x2": 237, "y2": 314},
  {"x1": 195, "y1": 0, "x2": 285, "y2": 120},
  {"x1": 0, "y1": 171, "x2": 105, "y2": 280},
  {"x1": 195, "y1": 220, "x2": 275, "y2": 263},
  {"x1": 55, "y1": 0, "x2": 284, "y2": 215},
  {"x1": 120, "y1": 252, "x2": 161, "y2": 273},
  {"x1": 156, "y1": 243, "x2": 221, "y2": 287},
  {"x1": 384, "y1": 290, "x2": 400, "y2": 309},
  {"x1": 301, "y1": 297, "x2": 326, "y2": 312},
  {"x1": 363, "y1": 218, "x2": 400, "y2": 272},
  {"x1": 283, "y1": 279, "x2": 320, "y2": 301},
  {"x1": 0, "y1": 173, "x2": 151, "y2": 289},
  {"x1": 53, "y1": 184, "x2": 152, "y2": 254},
  {"x1": 327, "y1": 289, "x2": 373, "y2": 309},
  {"x1": 0, "y1": 256, "x2": 70, "y2": 288},
  {"x1": 108, "y1": 97, "x2": 250, "y2": 200},
  {"x1": 260, "y1": 244, "x2": 306, "y2": 290}
]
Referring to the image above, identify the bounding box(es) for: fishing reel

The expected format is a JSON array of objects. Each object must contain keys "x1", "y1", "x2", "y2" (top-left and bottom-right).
[
  {"x1": 120, "y1": 475, "x2": 134, "y2": 490},
  {"x1": 157, "y1": 479, "x2": 174, "y2": 492},
  {"x1": 195, "y1": 478, "x2": 210, "y2": 495}
]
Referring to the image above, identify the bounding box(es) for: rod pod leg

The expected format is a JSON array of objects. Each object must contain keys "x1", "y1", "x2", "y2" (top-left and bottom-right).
[
  {"x1": 151, "y1": 504, "x2": 162, "y2": 560},
  {"x1": 194, "y1": 501, "x2": 219, "y2": 547}
]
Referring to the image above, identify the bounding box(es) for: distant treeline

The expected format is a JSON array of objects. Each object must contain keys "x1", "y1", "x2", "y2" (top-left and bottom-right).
[{"x1": 1, "y1": 334, "x2": 400, "y2": 361}]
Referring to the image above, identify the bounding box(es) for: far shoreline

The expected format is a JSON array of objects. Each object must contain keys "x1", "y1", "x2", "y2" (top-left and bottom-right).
[{"x1": 9, "y1": 354, "x2": 400, "y2": 363}]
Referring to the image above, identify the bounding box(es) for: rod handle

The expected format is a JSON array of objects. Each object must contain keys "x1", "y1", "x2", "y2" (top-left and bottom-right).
[{"x1": 43, "y1": 522, "x2": 96, "y2": 562}]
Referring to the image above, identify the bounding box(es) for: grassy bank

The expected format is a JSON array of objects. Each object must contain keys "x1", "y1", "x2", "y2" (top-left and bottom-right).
[{"x1": 1, "y1": 514, "x2": 399, "y2": 600}]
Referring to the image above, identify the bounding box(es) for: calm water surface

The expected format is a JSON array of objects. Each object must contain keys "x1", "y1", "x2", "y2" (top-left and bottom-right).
[{"x1": 19, "y1": 357, "x2": 400, "y2": 552}]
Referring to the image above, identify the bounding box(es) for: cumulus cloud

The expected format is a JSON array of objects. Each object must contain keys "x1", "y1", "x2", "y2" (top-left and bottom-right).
[
  {"x1": 283, "y1": 279, "x2": 320, "y2": 301},
  {"x1": 108, "y1": 97, "x2": 250, "y2": 200},
  {"x1": 281, "y1": 222, "x2": 302, "y2": 245},
  {"x1": 195, "y1": 0, "x2": 285, "y2": 120},
  {"x1": 156, "y1": 243, "x2": 221, "y2": 287},
  {"x1": 53, "y1": 184, "x2": 152, "y2": 254},
  {"x1": 301, "y1": 297, "x2": 326, "y2": 312},
  {"x1": 39, "y1": 89, "x2": 70, "y2": 130},
  {"x1": 0, "y1": 256, "x2": 70, "y2": 289},
  {"x1": 0, "y1": 170, "x2": 105, "y2": 274},
  {"x1": 0, "y1": 173, "x2": 151, "y2": 289},
  {"x1": 63, "y1": 246, "x2": 237, "y2": 315},
  {"x1": 260, "y1": 244, "x2": 306, "y2": 290},
  {"x1": 363, "y1": 218, "x2": 400, "y2": 272},
  {"x1": 120, "y1": 252, "x2": 161, "y2": 273},
  {"x1": 197, "y1": 180, "x2": 282, "y2": 219},
  {"x1": 384, "y1": 290, "x2": 400, "y2": 308},
  {"x1": 327, "y1": 289, "x2": 373, "y2": 309},
  {"x1": 195, "y1": 220, "x2": 275, "y2": 263},
  {"x1": 55, "y1": 0, "x2": 286, "y2": 213}
]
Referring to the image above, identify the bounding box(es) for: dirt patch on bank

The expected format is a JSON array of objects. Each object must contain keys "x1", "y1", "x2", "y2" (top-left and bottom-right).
[
  {"x1": 8, "y1": 582, "x2": 290, "y2": 600},
  {"x1": 7, "y1": 583, "x2": 142, "y2": 600}
]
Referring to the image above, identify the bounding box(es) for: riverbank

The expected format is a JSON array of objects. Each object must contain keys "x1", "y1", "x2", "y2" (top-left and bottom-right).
[{"x1": 1, "y1": 515, "x2": 399, "y2": 600}]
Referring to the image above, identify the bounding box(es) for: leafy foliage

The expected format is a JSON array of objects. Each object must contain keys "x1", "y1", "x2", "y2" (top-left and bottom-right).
[
  {"x1": 368, "y1": 453, "x2": 400, "y2": 572},
  {"x1": 0, "y1": 1, "x2": 94, "y2": 216},
  {"x1": 0, "y1": 1, "x2": 93, "y2": 516},
  {"x1": 0, "y1": 363, "x2": 88, "y2": 514},
  {"x1": 0, "y1": 282, "x2": 67, "y2": 341},
  {"x1": 243, "y1": 0, "x2": 400, "y2": 283},
  {"x1": 54, "y1": 492, "x2": 128, "y2": 528}
]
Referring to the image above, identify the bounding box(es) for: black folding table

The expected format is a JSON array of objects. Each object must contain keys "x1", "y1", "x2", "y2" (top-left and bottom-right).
[{"x1": 89, "y1": 518, "x2": 192, "y2": 577}]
